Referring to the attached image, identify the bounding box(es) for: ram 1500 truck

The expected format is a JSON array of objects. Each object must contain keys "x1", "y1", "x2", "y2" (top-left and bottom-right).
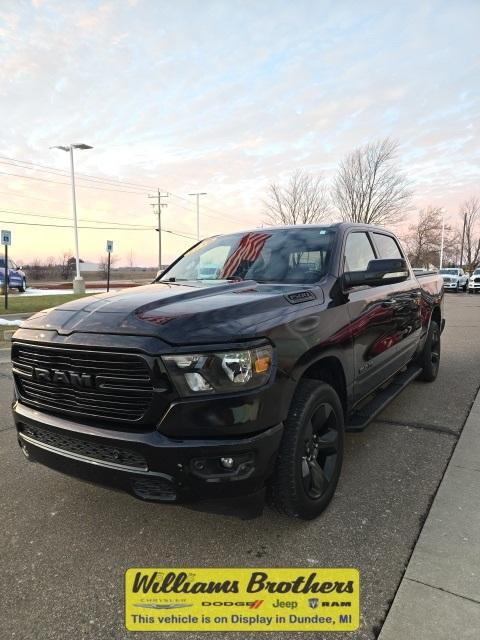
[{"x1": 12, "y1": 223, "x2": 444, "y2": 519}]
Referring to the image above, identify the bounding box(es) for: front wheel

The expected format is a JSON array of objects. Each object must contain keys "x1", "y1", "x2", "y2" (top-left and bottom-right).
[
  {"x1": 418, "y1": 320, "x2": 441, "y2": 382},
  {"x1": 18, "y1": 278, "x2": 27, "y2": 293},
  {"x1": 463, "y1": 283, "x2": 467, "y2": 292},
  {"x1": 268, "y1": 380, "x2": 344, "y2": 520}
]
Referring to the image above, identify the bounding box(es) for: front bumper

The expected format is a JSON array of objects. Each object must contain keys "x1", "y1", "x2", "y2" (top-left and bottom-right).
[
  {"x1": 443, "y1": 281, "x2": 461, "y2": 289},
  {"x1": 13, "y1": 401, "x2": 283, "y2": 502}
]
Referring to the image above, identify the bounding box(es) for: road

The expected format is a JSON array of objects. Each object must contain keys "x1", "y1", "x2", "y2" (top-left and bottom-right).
[{"x1": 1, "y1": 293, "x2": 479, "y2": 640}]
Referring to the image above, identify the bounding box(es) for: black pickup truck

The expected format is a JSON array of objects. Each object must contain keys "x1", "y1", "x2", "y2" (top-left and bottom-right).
[{"x1": 12, "y1": 223, "x2": 444, "y2": 519}]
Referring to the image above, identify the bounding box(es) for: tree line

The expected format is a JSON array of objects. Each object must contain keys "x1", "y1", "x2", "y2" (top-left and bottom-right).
[{"x1": 263, "y1": 138, "x2": 480, "y2": 271}]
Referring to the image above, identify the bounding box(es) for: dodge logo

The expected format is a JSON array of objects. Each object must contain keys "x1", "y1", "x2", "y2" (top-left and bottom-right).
[{"x1": 33, "y1": 367, "x2": 95, "y2": 388}]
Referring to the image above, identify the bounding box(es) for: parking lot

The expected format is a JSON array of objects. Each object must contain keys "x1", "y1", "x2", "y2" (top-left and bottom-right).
[{"x1": 1, "y1": 292, "x2": 479, "y2": 640}]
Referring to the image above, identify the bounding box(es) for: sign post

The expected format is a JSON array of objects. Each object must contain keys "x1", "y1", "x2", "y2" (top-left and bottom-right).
[
  {"x1": 1, "y1": 230, "x2": 11, "y2": 310},
  {"x1": 106, "y1": 240, "x2": 113, "y2": 292}
]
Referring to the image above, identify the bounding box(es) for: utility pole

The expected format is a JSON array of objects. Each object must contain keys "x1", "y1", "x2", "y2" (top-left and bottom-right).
[
  {"x1": 149, "y1": 190, "x2": 168, "y2": 270},
  {"x1": 189, "y1": 192, "x2": 207, "y2": 241},
  {"x1": 439, "y1": 210, "x2": 445, "y2": 269},
  {"x1": 460, "y1": 210, "x2": 467, "y2": 269}
]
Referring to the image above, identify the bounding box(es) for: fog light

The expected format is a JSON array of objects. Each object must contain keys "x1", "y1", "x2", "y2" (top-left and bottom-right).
[{"x1": 220, "y1": 457, "x2": 235, "y2": 469}]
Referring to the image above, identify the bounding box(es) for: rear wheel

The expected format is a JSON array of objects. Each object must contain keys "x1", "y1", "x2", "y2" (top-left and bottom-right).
[
  {"x1": 418, "y1": 320, "x2": 440, "y2": 382},
  {"x1": 268, "y1": 380, "x2": 344, "y2": 520}
]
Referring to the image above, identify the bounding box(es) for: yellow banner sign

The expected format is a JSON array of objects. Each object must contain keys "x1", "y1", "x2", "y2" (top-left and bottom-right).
[{"x1": 125, "y1": 568, "x2": 359, "y2": 632}]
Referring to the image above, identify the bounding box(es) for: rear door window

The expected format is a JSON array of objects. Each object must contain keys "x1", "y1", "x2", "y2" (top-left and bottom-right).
[
  {"x1": 373, "y1": 233, "x2": 403, "y2": 260},
  {"x1": 344, "y1": 232, "x2": 376, "y2": 271}
]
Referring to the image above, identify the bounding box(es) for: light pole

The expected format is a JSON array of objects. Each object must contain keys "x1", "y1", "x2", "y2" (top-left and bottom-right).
[
  {"x1": 189, "y1": 192, "x2": 207, "y2": 241},
  {"x1": 51, "y1": 143, "x2": 93, "y2": 293}
]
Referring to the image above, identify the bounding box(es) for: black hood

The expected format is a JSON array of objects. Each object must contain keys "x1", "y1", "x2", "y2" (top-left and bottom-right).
[{"x1": 22, "y1": 281, "x2": 324, "y2": 345}]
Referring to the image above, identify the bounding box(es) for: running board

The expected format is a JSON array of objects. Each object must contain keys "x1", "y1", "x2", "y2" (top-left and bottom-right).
[{"x1": 346, "y1": 365, "x2": 422, "y2": 432}]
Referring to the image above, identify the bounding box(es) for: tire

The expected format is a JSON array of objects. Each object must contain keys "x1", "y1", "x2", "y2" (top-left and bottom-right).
[
  {"x1": 418, "y1": 319, "x2": 441, "y2": 382},
  {"x1": 18, "y1": 278, "x2": 27, "y2": 293},
  {"x1": 463, "y1": 283, "x2": 467, "y2": 292},
  {"x1": 268, "y1": 380, "x2": 344, "y2": 520}
]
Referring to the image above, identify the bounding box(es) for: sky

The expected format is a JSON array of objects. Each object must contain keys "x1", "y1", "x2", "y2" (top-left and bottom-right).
[{"x1": 0, "y1": 0, "x2": 479, "y2": 267}]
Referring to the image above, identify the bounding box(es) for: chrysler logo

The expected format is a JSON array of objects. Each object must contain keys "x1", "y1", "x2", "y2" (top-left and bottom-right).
[{"x1": 32, "y1": 367, "x2": 95, "y2": 388}]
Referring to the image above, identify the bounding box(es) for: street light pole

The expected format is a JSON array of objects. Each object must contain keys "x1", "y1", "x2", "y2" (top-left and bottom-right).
[
  {"x1": 51, "y1": 143, "x2": 93, "y2": 294},
  {"x1": 69, "y1": 146, "x2": 81, "y2": 284},
  {"x1": 189, "y1": 192, "x2": 207, "y2": 241}
]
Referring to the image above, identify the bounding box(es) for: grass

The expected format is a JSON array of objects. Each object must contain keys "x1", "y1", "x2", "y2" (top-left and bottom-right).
[{"x1": 0, "y1": 293, "x2": 95, "y2": 316}]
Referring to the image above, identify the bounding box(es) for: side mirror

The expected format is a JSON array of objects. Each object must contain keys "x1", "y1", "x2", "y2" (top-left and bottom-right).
[{"x1": 344, "y1": 258, "x2": 409, "y2": 288}]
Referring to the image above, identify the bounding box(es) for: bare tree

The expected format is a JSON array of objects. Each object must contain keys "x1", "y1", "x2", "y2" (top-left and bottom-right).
[
  {"x1": 28, "y1": 258, "x2": 44, "y2": 281},
  {"x1": 98, "y1": 254, "x2": 118, "y2": 277},
  {"x1": 404, "y1": 207, "x2": 460, "y2": 268},
  {"x1": 332, "y1": 138, "x2": 412, "y2": 225},
  {"x1": 263, "y1": 170, "x2": 330, "y2": 226},
  {"x1": 59, "y1": 252, "x2": 73, "y2": 280},
  {"x1": 459, "y1": 197, "x2": 480, "y2": 271}
]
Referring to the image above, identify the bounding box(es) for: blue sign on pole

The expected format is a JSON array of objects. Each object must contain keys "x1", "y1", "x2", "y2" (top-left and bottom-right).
[{"x1": 1, "y1": 230, "x2": 11, "y2": 246}]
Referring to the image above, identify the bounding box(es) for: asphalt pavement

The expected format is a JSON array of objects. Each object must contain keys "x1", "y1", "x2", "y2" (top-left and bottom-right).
[{"x1": 1, "y1": 293, "x2": 479, "y2": 640}]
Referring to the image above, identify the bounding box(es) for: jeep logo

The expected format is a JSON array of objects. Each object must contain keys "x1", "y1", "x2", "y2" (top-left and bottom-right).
[{"x1": 33, "y1": 367, "x2": 95, "y2": 388}]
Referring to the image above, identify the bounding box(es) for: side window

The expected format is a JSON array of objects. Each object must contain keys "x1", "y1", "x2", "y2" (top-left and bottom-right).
[
  {"x1": 373, "y1": 233, "x2": 402, "y2": 260},
  {"x1": 344, "y1": 232, "x2": 376, "y2": 272}
]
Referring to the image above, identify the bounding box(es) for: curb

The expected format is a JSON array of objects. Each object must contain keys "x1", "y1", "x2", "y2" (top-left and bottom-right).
[{"x1": 378, "y1": 387, "x2": 480, "y2": 639}]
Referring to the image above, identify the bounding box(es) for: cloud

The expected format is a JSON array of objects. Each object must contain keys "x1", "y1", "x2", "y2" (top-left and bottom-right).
[{"x1": 0, "y1": 0, "x2": 478, "y2": 265}]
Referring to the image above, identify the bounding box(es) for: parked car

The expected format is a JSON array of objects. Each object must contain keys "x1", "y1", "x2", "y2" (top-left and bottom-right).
[
  {"x1": 12, "y1": 223, "x2": 444, "y2": 520},
  {"x1": 468, "y1": 268, "x2": 480, "y2": 293},
  {"x1": 438, "y1": 267, "x2": 468, "y2": 292},
  {"x1": 0, "y1": 258, "x2": 27, "y2": 292}
]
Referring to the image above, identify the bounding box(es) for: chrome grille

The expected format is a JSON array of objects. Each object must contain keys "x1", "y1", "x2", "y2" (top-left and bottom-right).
[{"x1": 12, "y1": 343, "x2": 154, "y2": 422}]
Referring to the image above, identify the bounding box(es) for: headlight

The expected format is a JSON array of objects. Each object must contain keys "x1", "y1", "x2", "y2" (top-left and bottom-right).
[{"x1": 163, "y1": 345, "x2": 273, "y2": 396}]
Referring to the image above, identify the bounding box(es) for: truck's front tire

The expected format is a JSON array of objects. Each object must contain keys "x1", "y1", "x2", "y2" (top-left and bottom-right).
[
  {"x1": 418, "y1": 320, "x2": 441, "y2": 382},
  {"x1": 268, "y1": 380, "x2": 344, "y2": 520}
]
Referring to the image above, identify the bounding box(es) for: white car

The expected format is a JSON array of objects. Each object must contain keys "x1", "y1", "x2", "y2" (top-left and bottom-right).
[
  {"x1": 468, "y1": 268, "x2": 480, "y2": 294},
  {"x1": 439, "y1": 268, "x2": 468, "y2": 292}
]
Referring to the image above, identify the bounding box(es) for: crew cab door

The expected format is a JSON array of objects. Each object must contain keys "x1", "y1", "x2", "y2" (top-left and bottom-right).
[
  {"x1": 342, "y1": 230, "x2": 413, "y2": 403},
  {"x1": 370, "y1": 232, "x2": 422, "y2": 367}
]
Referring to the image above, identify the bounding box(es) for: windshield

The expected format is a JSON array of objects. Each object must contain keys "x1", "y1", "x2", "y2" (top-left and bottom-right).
[
  {"x1": 439, "y1": 269, "x2": 458, "y2": 275},
  {"x1": 473, "y1": 269, "x2": 480, "y2": 275},
  {"x1": 160, "y1": 227, "x2": 336, "y2": 284}
]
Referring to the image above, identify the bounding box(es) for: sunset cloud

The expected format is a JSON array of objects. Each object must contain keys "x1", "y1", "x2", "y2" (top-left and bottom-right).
[{"x1": 0, "y1": 0, "x2": 478, "y2": 265}]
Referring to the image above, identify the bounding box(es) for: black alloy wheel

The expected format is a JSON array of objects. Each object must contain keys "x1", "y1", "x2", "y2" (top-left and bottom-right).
[
  {"x1": 418, "y1": 319, "x2": 441, "y2": 382},
  {"x1": 301, "y1": 402, "x2": 340, "y2": 499},
  {"x1": 269, "y1": 380, "x2": 344, "y2": 520}
]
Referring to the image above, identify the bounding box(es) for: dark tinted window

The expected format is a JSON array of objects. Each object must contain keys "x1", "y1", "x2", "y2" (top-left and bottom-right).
[
  {"x1": 161, "y1": 228, "x2": 337, "y2": 284},
  {"x1": 373, "y1": 233, "x2": 402, "y2": 259},
  {"x1": 344, "y1": 232, "x2": 375, "y2": 271}
]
